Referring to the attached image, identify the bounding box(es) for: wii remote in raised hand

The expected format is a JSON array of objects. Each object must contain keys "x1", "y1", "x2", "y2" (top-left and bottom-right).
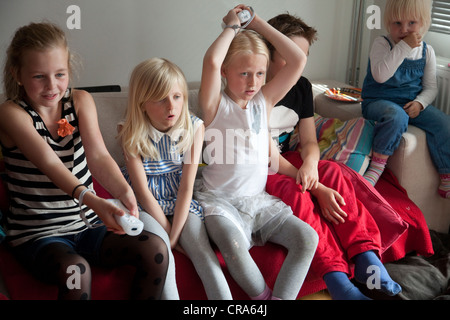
[{"x1": 238, "y1": 10, "x2": 252, "y2": 23}]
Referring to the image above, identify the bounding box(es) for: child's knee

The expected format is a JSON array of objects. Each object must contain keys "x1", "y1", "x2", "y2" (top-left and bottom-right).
[
  {"x1": 275, "y1": 216, "x2": 318, "y2": 254},
  {"x1": 58, "y1": 254, "x2": 91, "y2": 280},
  {"x1": 293, "y1": 219, "x2": 319, "y2": 251},
  {"x1": 382, "y1": 104, "x2": 409, "y2": 127},
  {"x1": 303, "y1": 224, "x2": 319, "y2": 249},
  {"x1": 138, "y1": 233, "x2": 170, "y2": 275},
  {"x1": 37, "y1": 244, "x2": 92, "y2": 285}
]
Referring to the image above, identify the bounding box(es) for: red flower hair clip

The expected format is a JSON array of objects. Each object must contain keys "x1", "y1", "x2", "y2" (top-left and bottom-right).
[{"x1": 57, "y1": 118, "x2": 75, "y2": 137}]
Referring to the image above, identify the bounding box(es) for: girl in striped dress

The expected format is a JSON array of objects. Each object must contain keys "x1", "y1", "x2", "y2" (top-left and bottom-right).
[
  {"x1": 118, "y1": 58, "x2": 232, "y2": 300},
  {"x1": 0, "y1": 22, "x2": 169, "y2": 300}
]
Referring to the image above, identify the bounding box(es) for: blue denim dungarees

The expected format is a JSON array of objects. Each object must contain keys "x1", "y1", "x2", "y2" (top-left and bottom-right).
[{"x1": 362, "y1": 37, "x2": 450, "y2": 174}]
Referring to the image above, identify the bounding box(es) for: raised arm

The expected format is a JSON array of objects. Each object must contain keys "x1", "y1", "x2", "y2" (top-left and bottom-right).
[
  {"x1": 248, "y1": 14, "x2": 307, "y2": 110},
  {"x1": 199, "y1": 6, "x2": 244, "y2": 127},
  {"x1": 369, "y1": 36, "x2": 412, "y2": 83}
]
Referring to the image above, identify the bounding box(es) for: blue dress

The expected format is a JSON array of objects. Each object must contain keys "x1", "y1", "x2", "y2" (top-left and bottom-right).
[{"x1": 123, "y1": 115, "x2": 204, "y2": 219}]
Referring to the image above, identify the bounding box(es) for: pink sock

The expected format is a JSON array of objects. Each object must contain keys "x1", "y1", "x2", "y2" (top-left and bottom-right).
[
  {"x1": 364, "y1": 156, "x2": 388, "y2": 186},
  {"x1": 251, "y1": 285, "x2": 272, "y2": 300},
  {"x1": 439, "y1": 174, "x2": 450, "y2": 199}
]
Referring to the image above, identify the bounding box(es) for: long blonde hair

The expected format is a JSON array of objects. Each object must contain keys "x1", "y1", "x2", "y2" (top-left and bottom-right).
[
  {"x1": 384, "y1": 0, "x2": 432, "y2": 36},
  {"x1": 119, "y1": 58, "x2": 193, "y2": 160}
]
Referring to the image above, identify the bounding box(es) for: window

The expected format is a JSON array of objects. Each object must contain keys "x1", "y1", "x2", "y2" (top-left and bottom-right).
[{"x1": 430, "y1": 0, "x2": 450, "y2": 34}]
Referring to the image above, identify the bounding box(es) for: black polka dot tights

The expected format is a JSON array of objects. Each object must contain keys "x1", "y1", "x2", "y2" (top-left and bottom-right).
[{"x1": 33, "y1": 231, "x2": 168, "y2": 300}]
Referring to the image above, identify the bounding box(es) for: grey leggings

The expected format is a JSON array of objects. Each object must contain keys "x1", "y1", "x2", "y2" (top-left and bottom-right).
[
  {"x1": 140, "y1": 211, "x2": 232, "y2": 300},
  {"x1": 205, "y1": 215, "x2": 318, "y2": 300}
]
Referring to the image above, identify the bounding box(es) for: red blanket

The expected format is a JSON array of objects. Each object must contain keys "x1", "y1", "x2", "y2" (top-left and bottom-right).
[
  {"x1": 375, "y1": 170, "x2": 434, "y2": 262},
  {"x1": 165, "y1": 167, "x2": 435, "y2": 299}
]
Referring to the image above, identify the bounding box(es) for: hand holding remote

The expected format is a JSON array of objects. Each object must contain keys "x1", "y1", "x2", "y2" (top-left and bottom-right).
[
  {"x1": 222, "y1": 6, "x2": 255, "y2": 32},
  {"x1": 108, "y1": 199, "x2": 144, "y2": 236},
  {"x1": 238, "y1": 10, "x2": 252, "y2": 24}
]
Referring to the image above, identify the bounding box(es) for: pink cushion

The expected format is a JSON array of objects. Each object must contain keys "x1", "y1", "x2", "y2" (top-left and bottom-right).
[{"x1": 332, "y1": 160, "x2": 409, "y2": 253}]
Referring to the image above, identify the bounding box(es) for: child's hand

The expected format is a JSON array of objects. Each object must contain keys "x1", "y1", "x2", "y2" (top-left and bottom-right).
[
  {"x1": 311, "y1": 185, "x2": 348, "y2": 225},
  {"x1": 223, "y1": 4, "x2": 254, "y2": 27},
  {"x1": 93, "y1": 198, "x2": 128, "y2": 234},
  {"x1": 403, "y1": 101, "x2": 423, "y2": 118},
  {"x1": 403, "y1": 32, "x2": 422, "y2": 49},
  {"x1": 117, "y1": 191, "x2": 140, "y2": 218},
  {"x1": 223, "y1": 6, "x2": 242, "y2": 27},
  {"x1": 296, "y1": 164, "x2": 319, "y2": 193},
  {"x1": 89, "y1": 191, "x2": 139, "y2": 234}
]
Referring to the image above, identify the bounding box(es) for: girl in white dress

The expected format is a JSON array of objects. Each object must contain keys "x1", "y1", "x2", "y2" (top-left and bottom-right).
[{"x1": 195, "y1": 5, "x2": 318, "y2": 300}]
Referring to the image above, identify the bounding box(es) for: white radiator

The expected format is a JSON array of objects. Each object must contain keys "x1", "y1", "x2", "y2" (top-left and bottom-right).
[{"x1": 435, "y1": 56, "x2": 450, "y2": 114}]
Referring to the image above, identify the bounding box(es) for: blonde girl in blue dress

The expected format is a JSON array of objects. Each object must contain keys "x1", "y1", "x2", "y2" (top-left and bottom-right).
[{"x1": 118, "y1": 58, "x2": 232, "y2": 299}]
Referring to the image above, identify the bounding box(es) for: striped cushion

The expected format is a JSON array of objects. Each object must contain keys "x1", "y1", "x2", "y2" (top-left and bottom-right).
[{"x1": 313, "y1": 114, "x2": 375, "y2": 175}]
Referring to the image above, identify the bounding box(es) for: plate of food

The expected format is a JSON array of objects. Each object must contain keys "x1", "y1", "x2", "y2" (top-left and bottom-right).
[{"x1": 324, "y1": 87, "x2": 362, "y2": 102}]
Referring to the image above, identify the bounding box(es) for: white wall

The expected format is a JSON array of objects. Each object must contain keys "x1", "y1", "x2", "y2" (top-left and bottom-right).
[
  {"x1": 424, "y1": 31, "x2": 450, "y2": 60},
  {"x1": 0, "y1": 0, "x2": 356, "y2": 92}
]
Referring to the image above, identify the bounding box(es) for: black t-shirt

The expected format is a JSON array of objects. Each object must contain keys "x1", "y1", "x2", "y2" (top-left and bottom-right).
[
  {"x1": 276, "y1": 76, "x2": 314, "y2": 119},
  {"x1": 274, "y1": 77, "x2": 315, "y2": 153}
]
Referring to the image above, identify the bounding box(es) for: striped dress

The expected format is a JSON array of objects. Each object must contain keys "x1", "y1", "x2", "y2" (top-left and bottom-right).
[
  {"x1": 1, "y1": 90, "x2": 95, "y2": 247},
  {"x1": 122, "y1": 116, "x2": 203, "y2": 220}
]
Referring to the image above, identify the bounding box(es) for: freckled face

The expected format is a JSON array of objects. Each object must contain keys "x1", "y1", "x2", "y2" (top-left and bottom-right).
[{"x1": 142, "y1": 82, "x2": 184, "y2": 133}]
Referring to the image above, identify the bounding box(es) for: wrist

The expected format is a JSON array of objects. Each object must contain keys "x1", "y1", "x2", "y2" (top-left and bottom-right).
[
  {"x1": 414, "y1": 100, "x2": 425, "y2": 110},
  {"x1": 77, "y1": 188, "x2": 103, "y2": 229},
  {"x1": 223, "y1": 24, "x2": 240, "y2": 36},
  {"x1": 310, "y1": 183, "x2": 324, "y2": 196},
  {"x1": 72, "y1": 183, "x2": 86, "y2": 199},
  {"x1": 302, "y1": 156, "x2": 319, "y2": 168},
  {"x1": 79, "y1": 188, "x2": 97, "y2": 208},
  {"x1": 247, "y1": 15, "x2": 268, "y2": 33}
]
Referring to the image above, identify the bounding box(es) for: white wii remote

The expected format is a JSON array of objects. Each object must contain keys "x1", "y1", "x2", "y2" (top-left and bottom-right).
[
  {"x1": 238, "y1": 10, "x2": 252, "y2": 23},
  {"x1": 108, "y1": 199, "x2": 144, "y2": 236}
]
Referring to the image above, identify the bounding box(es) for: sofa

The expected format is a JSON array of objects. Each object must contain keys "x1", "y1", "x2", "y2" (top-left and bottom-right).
[{"x1": 0, "y1": 81, "x2": 439, "y2": 300}]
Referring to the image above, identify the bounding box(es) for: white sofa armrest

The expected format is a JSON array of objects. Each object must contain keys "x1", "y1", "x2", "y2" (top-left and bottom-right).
[{"x1": 387, "y1": 126, "x2": 450, "y2": 233}]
